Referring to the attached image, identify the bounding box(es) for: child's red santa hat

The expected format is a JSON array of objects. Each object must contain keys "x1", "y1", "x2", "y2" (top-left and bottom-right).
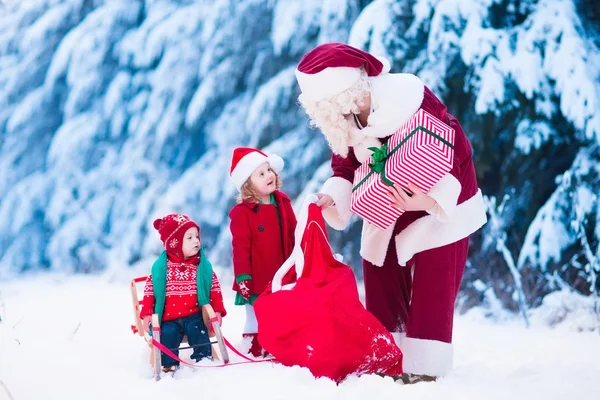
[
  {"x1": 295, "y1": 42, "x2": 391, "y2": 102},
  {"x1": 230, "y1": 147, "x2": 284, "y2": 191},
  {"x1": 153, "y1": 214, "x2": 199, "y2": 259}
]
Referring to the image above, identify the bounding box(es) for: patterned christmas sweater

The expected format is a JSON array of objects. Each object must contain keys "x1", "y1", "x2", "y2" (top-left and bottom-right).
[{"x1": 140, "y1": 260, "x2": 227, "y2": 321}]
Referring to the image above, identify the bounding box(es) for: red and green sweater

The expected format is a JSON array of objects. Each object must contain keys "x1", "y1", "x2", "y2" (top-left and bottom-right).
[{"x1": 140, "y1": 259, "x2": 227, "y2": 321}]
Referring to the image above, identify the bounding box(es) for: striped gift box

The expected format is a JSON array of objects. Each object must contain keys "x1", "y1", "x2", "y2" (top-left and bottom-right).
[{"x1": 350, "y1": 109, "x2": 455, "y2": 230}]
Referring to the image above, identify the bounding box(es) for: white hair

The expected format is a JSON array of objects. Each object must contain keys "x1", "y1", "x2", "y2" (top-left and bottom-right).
[{"x1": 298, "y1": 69, "x2": 370, "y2": 158}]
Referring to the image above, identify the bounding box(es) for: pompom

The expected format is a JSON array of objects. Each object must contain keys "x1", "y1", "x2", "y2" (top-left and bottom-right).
[
  {"x1": 153, "y1": 218, "x2": 163, "y2": 230},
  {"x1": 267, "y1": 154, "x2": 284, "y2": 172},
  {"x1": 376, "y1": 56, "x2": 391, "y2": 74}
]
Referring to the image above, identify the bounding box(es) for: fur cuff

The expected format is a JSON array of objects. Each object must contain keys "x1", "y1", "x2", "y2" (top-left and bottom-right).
[
  {"x1": 399, "y1": 335, "x2": 453, "y2": 377},
  {"x1": 395, "y1": 189, "x2": 487, "y2": 265},
  {"x1": 321, "y1": 177, "x2": 353, "y2": 230},
  {"x1": 426, "y1": 173, "x2": 462, "y2": 222}
]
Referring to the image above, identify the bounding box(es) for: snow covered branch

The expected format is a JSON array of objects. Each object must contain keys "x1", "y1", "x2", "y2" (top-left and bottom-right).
[{"x1": 484, "y1": 194, "x2": 530, "y2": 327}]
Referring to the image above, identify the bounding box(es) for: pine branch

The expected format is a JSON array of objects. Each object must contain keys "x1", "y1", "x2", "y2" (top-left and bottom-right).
[
  {"x1": 574, "y1": 213, "x2": 600, "y2": 332},
  {"x1": 484, "y1": 194, "x2": 530, "y2": 327}
]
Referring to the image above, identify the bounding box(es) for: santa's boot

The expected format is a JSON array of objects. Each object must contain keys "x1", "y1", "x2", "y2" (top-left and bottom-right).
[
  {"x1": 243, "y1": 333, "x2": 265, "y2": 357},
  {"x1": 399, "y1": 373, "x2": 437, "y2": 384},
  {"x1": 376, "y1": 372, "x2": 437, "y2": 384}
]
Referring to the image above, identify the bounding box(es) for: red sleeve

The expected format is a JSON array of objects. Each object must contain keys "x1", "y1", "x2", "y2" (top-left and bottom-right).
[
  {"x1": 331, "y1": 148, "x2": 361, "y2": 182},
  {"x1": 320, "y1": 150, "x2": 362, "y2": 230},
  {"x1": 139, "y1": 275, "x2": 155, "y2": 318},
  {"x1": 229, "y1": 206, "x2": 253, "y2": 279},
  {"x1": 209, "y1": 272, "x2": 227, "y2": 317}
]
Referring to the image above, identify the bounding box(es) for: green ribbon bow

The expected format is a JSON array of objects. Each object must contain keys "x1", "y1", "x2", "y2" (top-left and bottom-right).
[
  {"x1": 368, "y1": 144, "x2": 388, "y2": 173},
  {"x1": 367, "y1": 144, "x2": 395, "y2": 186}
]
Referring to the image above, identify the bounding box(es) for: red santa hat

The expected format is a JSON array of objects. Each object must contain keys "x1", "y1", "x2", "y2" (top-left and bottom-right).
[
  {"x1": 295, "y1": 42, "x2": 391, "y2": 102},
  {"x1": 153, "y1": 214, "x2": 199, "y2": 259},
  {"x1": 230, "y1": 147, "x2": 284, "y2": 191}
]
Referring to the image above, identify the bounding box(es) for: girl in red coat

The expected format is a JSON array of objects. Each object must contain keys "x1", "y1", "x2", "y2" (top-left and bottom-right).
[
  {"x1": 228, "y1": 147, "x2": 297, "y2": 357},
  {"x1": 139, "y1": 213, "x2": 227, "y2": 373}
]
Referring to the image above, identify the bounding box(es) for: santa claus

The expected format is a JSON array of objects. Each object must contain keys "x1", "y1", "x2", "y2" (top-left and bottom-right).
[{"x1": 294, "y1": 43, "x2": 487, "y2": 382}]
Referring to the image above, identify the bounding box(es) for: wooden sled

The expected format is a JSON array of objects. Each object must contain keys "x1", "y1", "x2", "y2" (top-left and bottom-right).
[{"x1": 130, "y1": 276, "x2": 230, "y2": 381}]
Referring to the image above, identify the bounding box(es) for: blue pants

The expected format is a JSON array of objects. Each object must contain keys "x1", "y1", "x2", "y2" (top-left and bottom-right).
[{"x1": 160, "y1": 312, "x2": 211, "y2": 367}]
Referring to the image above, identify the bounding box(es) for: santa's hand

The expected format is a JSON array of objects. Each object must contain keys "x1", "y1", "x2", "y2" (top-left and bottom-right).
[
  {"x1": 238, "y1": 280, "x2": 252, "y2": 300},
  {"x1": 387, "y1": 182, "x2": 436, "y2": 211},
  {"x1": 315, "y1": 193, "x2": 335, "y2": 208}
]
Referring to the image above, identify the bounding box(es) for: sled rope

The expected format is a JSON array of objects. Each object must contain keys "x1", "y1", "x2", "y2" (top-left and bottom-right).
[
  {"x1": 150, "y1": 338, "x2": 272, "y2": 368},
  {"x1": 151, "y1": 318, "x2": 273, "y2": 369}
]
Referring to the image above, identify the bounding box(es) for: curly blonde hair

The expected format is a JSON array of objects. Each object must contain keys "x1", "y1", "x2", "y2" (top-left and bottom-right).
[
  {"x1": 298, "y1": 68, "x2": 371, "y2": 157},
  {"x1": 236, "y1": 170, "x2": 283, "y2": 204}
]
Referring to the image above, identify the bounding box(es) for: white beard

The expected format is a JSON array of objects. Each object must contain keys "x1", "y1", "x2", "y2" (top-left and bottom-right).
[
  {"x1": 324, "y1": 128, "x2": 350, "y2": 158},
  {"x1": 324, "y1": 116, "x2": 382, "y2": 162},
  {"x1": 323, "y1": 73, "x2": 425, "y2": 160}
]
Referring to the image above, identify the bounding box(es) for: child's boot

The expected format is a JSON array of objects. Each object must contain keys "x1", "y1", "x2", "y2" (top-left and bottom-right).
[
  {"x1": 243, "y1": 333, "x2": 264, "y2": 357},
  {"x1": 162, "y1": 365, "x2": 178, "y2": 374}
]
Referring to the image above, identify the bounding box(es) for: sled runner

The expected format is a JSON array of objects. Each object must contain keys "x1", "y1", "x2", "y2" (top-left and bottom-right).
[{"x1": 130, "y1": 276, "x2": 230, "y2": 380}]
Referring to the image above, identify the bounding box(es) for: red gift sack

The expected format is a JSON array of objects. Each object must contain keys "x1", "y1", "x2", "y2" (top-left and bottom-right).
[{"x1": 254, "y1": 196, "x2": 403, "y2": 382}]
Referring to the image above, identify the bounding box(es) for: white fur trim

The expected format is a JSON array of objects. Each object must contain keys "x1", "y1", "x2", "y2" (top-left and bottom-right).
[
  {"x1": 395, "y1": 189, "x2": 487, "y2": 266},
  {"x1": 320, "y1": 177, "x2": 353, "y2": 230},
  {"x1": 230, "y1": 152, "x2": 284, "y2": 191},
  {"x1": 243, "y1": 304, "x2": 258, "y2": 334},
  {"x1": 390, "y1": 331, "x2": 405, "y2": 348},
  {"x1": 362, "y1": 73, "x2": 425, "y2": 138},
  {"x1": 426, "y1": 174, "x2": 462, "y2": 222},
  {"x1": 271, "y1": 195, "x2": 319, "y2": 292},
  {"x1": 376, "y1": 56, "x2": 391, "y2": 74},
  {"x1": 360, "y1": 221, "x2": 394, "y2": 267},
  {"x1": 399, "y1": 336, "x2": 453, "y2": 376},
  {"x1": 295, "y1": 67, "x2": 361, "y2": 102},
  {"x1": 426, "y1": 203, "x2": 442, "y2": 217},
  {"x1": 267, "y1": 154, "x2": 284, "y2": 173},
  {"x1": 358, "y1": 188, "x2": 486, "y2": 267}
]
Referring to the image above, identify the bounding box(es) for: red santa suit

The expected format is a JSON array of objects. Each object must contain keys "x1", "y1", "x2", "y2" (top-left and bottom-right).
[{"x1": 295, "y1": 43, "x2": 487, "y2": 377}]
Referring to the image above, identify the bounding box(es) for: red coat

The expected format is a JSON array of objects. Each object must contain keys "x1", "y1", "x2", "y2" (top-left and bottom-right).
[{"x1": 229, "y1": 191, "x2": 297, "y2": 296}]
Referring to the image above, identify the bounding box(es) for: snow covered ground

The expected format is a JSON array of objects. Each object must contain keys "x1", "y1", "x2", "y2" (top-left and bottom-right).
[{"x1": 1, "y1": 270, "x2": 599, "y2": 400}]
